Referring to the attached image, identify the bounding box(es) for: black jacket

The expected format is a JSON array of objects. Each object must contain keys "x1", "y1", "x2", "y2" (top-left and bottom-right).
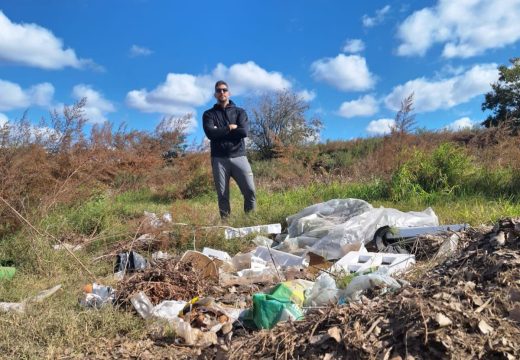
[{"x1": 202, "y1": 100, "x2": 248, "y2": 158}]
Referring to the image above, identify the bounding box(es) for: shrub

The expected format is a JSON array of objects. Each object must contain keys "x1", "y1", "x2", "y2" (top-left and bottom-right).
[
  {"x1": 390, "y1": 143, "x2": 476, "y2": 201},
  {"x1": 182, "y1": 167, "x2": 214, "y2": 199}
]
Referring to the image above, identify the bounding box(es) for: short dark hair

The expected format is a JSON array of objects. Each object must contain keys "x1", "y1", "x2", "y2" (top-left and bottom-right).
[{"x1": 214, "y1": 80, "x2": 228, "y2": 90}]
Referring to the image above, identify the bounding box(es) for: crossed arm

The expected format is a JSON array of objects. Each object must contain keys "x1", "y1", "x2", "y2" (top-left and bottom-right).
[{"x1": 202, "y1": 110, "x2": 248, "y2": 141}]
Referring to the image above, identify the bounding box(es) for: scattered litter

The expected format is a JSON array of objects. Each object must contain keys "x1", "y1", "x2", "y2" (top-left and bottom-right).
[
  {"x1": 338, "y1": 270, "x2": 402, "y2": 302},
  {"x1": 435, "y1": 313, "x2": 452, "y2": 327},
  {"x1": 0, "y1": 266, "x2": 15, "y2": 280},
  {"x1": 151, "y1": 251, "x2": 171, "y2": 262},
  {"x1": 304, "y1": 273, "x2": 338, "y2": 306},
  {"x1": 114, "y1": 250, "x2": 148, "y2": 273},
  {"x1": 225, "y1": 223, "x2": 282, "y2": 239},
  {"x1": 329, "y1": 250, "x2": 415, "y2": 275},
  {"x1": 213, "y1": 218, "x2": 520, "y2": 360},
  {"x1": 59, "y1": 200, "x2": 520, "y2": 358},
  {"x1": 478, "y1": 319, "x2": 494, "y2": 334},
  {"x1": 0, "y1": 284, "x2": 62, "y2": 313},
  {"x1": 251, "y1": 235, "x2": 274, "y2": 247},
  {"x1": 372, "y1": 224, "x2": 468, "y2": 252},
  {"x1": 251, "y1": 246, "x2": 308, "y2": 268},
  {"x1": 219, "y1": 268, "x2": 279, "y2": 287},
  {"x1": 143, "y1": 211, "x2": 172, "y2": 229},
  {"x1": 434, "y1": 233, "x2": 460, "y2": 260},
  {"x1": 306, "y1": 252, "x2": 333, "y2": 276},
  {"x1": 242, "y1": 293, "x2": 304, "y2": 330},
  {"x1": 132, "y1": 292, "x2": 236, "y2": 348},
  {"x1": 80, "y1": 283, "x2": 115, "y2": 308},
  {"x1": 131, "y1": 291, "x2": 186, "y2": 322},
  {"x1": 0, "y1": 301, "x2": 24, "y2": 313},
  {"x1": 52, "y1": 243, "x2": 83, "y2": 252},
  {"x1": 202, "y1": 247, "x2": 231, "y2": 261},
  {"x1": 180, "y1": 250, "x2": 220, "y2": 279}
]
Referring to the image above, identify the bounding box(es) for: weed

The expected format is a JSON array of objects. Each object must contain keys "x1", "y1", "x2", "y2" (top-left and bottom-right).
[{"x1": 389, "y1": 143, "x2": 476, "y2": 201}]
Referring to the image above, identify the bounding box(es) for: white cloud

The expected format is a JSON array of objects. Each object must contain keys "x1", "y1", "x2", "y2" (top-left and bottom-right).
[
  {"x1": 126, "y1": 73, "x2": 213, "y2": 116},
  {"x1": 338, "y1": 95, "x2": 379, "y2": 118},
  {"x1": 363, "y1": 5, "x2": 391, "y2": 28},
  {"x1": 129, "y1": 45, "x2": 153, "y2": 57},
  {"x1": 342, "y1": 39, "x2": 365, "y2": 53},
  {"x1": 366, "y1": 118, "x2": 395, "y2": 135},
  {"x1": 212, "y1": 61, "x2": 292, "y2": 95},
  {"x1": 444, "y1": 116, "x2": 479, "y2": 131},
  {"x1": 311, "y1": 54, "x2": 376, "y2": 91},
  {"x1": 72, "y1": 84, "x2": 115, "y2": 124},
  {"x1": 397, "y1": 0, "x2": 520, "y2": 58},
  {"x1": 384, "y1": 63, "x2": 499, "y2": 112},
  {"x1": 0, "y1": 79, "x2": 54, "y2": 111},
  {"x1": 126, "y1": 61, "x2": 295, "y2": 115},
  {"x1": 0, "y1": 11, "x2": 96, "y2": 69},
  {"x1": 297, "y1": 89, "x2": 316, "y2": 102}
]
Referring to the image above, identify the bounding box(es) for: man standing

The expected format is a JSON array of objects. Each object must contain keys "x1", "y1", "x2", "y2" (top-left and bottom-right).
[{"x1": 202, "y1": 80, "x2": 256, "y2": 219}]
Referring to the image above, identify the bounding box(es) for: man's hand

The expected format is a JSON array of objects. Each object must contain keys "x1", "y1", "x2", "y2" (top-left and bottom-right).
[{"x1": 228, "y1": 124, "x2": 238, "y2": 130}]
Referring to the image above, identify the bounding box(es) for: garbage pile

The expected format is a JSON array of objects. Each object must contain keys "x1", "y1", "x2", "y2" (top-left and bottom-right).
[
  {"x1": 71, "y1": 199, "x2": 519, "y2": 359},
  {"x1": 209, "y1": 218, "x2": 520, "y2": 360}
]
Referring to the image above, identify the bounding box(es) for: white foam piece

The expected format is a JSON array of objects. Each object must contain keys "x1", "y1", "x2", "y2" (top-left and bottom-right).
[
  {"x1": 225, "y1": 224, "x2": 282, "y2": 239},
  {"x1": 251, "y1": 246, "x2": 308, "y2": 268},
  {"x1": 202, "y1": 247, "x2": 231, "y2": 261},
  {"x1": 329, "y1": 251, "x2": 415, "y2": 275}
]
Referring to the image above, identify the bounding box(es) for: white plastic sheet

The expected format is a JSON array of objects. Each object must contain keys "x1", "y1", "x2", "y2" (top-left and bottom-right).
[
  {"x1": 251, "y1": 246, "x2": 308, "y2": 268},
  {"x1": 276, "y1": 198, "x2": 439, "y2": 260}
]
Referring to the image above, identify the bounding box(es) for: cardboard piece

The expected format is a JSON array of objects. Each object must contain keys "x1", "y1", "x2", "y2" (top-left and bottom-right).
[
  {"x1": 180, "y1": 251, "x2": 220, "y2": 279},
  {"x1": 306, "y1": 252, "x2": 333, "y2": 276}
]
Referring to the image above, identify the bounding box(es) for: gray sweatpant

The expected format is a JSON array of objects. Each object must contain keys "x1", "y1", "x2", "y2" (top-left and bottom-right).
[{"x1": 211, "y1": 156, "x2": 256, "y2": 218}]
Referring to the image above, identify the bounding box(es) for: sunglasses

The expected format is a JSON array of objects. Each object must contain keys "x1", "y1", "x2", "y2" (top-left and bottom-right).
[{"x1": 215, "y1": 88, "x2": 228, "y2": 93}]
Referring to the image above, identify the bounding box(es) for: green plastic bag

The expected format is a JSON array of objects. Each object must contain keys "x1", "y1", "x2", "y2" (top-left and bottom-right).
[
  {"x1": 0, "y1": 266, "x2": 15, "y2": 280},
  {"x1": 241, "y1": 280, "x2": 313, "y2": 329},
  {"x1": 269, "y1": 279, "x2": 314, "y2": 306},
  {"x1": 251, "y1": 293, "x2": 304, "y2": 329}
]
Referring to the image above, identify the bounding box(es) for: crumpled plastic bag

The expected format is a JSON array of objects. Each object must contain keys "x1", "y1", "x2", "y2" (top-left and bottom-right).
[
  {"x1": 114, "y1": 250, "x2": 148, "y2": 273},
  {"x1": 276, "y1": 198, "x2": 439, "y2": 260},
  {"x1": 131, "y1": 292, "x2": 217, "y2": 347},
  {"x1": 338, "y1": 270, "x2": 402, "y2": 303},
  {"x1": 304, "y1": 273, "x2": 338, "y2": 307},
  {"x1": 80, "y1": 283, "x2": 115, "y2": 309}
]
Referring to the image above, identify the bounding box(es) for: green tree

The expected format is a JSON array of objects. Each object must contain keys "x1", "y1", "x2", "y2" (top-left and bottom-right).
[
  {"x1": 482, "y1": 58, "x2": 520, "y2": 129},
  {"x1": 248, "y1": 89, "x2": 322, "y2": 159}
]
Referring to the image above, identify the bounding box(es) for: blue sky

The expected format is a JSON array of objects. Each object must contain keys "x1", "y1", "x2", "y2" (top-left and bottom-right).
[{"x1": 1, "y1": 0, "x2": 519, "y2": 145}]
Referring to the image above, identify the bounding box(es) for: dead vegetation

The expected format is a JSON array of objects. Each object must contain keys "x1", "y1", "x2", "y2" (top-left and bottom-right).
[{"x1": 116, "y1": 260, "x2": 217, "y2": 307}]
